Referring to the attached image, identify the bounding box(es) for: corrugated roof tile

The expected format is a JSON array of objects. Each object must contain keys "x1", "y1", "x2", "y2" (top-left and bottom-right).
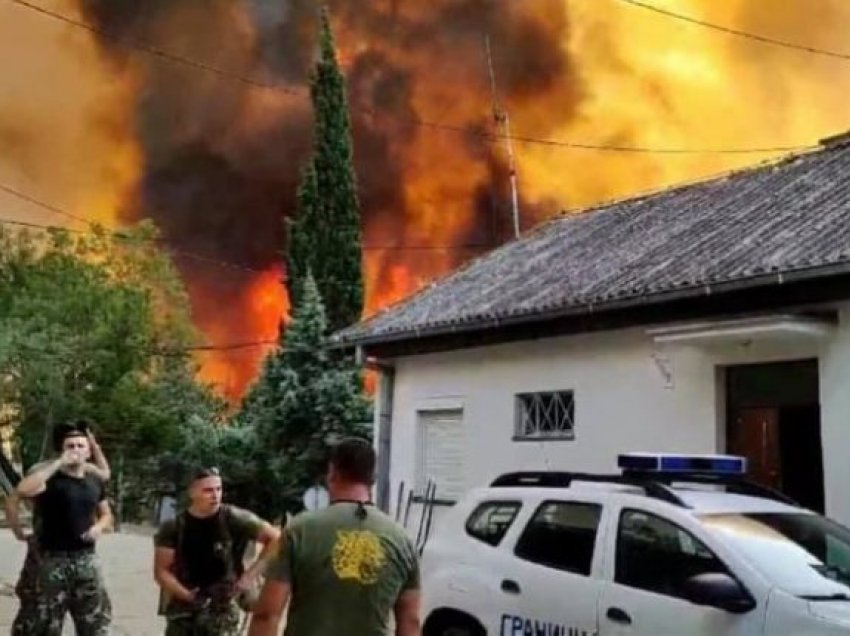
[{"x1": 338, "y1": 142, "x2": 850, "y2": 345}]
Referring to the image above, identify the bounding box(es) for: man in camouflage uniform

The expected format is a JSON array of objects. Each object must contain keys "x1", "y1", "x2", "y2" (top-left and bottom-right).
[
  {"x1": 5, "y1": 422, "x2": 111, "y2": 635},
  {"x1": 15, "y1": 421, "x2": 114, "y2": 635},
  {"x1": 154, "y1": 467, "x2": 280, "y2": 635}
]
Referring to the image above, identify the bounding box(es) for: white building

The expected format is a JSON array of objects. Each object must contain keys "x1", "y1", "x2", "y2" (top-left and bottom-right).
[{"x1": 335, "y1": 133, "x2": 850, "y2": 530}]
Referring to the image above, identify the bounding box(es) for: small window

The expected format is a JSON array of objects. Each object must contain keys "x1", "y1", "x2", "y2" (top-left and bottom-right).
[
  {"x1": 616, "y1": 509, "x2": 732, "y2": 600},
  {"x1": 465, "y1": 501, "x2": 521, "y2": 546},
  {"x1": 515, "y1": 391, "x2": 575, "y2": 440},
  {"x1": 515, "y1": 501, "x2": 602, "y2": 575}
]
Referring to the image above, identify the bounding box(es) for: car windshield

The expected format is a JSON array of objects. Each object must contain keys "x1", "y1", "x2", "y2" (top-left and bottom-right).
[{"x1": 699, "y1": 512, "x2": 850, "y2": 598}]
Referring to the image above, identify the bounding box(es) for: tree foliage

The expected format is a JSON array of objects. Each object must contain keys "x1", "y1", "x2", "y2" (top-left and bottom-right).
[
  {"x1": 287, "y1": 8, "x2": 364, "y2": 334},
  {"x1": 0, "y1": 222, "x2": 224, "y2": 520},
  {"x1": 240, "y1": 273, "x2": 371, "y2": 518}
]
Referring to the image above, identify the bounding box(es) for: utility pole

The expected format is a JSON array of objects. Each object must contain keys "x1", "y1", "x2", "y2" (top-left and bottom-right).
[{"x1": 484, "y1": 35, "x2": 521, "y2": 239}]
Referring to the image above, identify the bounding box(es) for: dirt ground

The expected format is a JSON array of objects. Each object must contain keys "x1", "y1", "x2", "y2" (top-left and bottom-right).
[{"x1": 0, "y1": 529, "x2": 166, "y2": 635}]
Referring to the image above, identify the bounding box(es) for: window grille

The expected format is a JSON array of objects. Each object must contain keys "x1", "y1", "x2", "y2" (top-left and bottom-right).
[{"x1": 515, "y1": 391, "x2": 575, "y2": 440}]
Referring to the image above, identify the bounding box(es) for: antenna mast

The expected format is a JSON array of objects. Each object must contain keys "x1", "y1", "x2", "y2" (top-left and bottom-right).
[{"x1": 485, "y1": 34, "x2": 521, "y2": 239}]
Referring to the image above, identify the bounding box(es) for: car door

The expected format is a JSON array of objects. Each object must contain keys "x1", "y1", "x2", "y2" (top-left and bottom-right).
[
  {"x1": 500, "y1": 497, "x2": 606, "y2": 636},
  {"x1": 597, "y1": 507, "x2": 765, "y2": 636},
  {"x1": 423, "y1": 497, "x2": 528, "y2": 635}
]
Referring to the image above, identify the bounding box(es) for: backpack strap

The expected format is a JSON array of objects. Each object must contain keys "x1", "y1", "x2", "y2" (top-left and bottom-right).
[
  {"x1": 173, "y1": 511, "x2": 187, "y2": 581},
  {"x1": 219, "y1": 504, "x2": 238, "y2": 581}
]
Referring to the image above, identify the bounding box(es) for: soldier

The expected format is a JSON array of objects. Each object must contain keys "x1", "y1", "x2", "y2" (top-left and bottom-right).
[
  {"x1": 5, "y1": 422, "x2": 111, "y2": 635},
  {"x1": 15, "y1": 420, "x2": 114, "y2": 636},
  {"x1": 153, "y1": 467, "x2": 280, "y2": 635},
  {"x1": 249, "y1": 438, "x2": 422, "y2": 636}
]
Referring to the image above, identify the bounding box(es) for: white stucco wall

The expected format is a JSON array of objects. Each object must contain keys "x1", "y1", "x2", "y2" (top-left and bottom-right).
[
  {"x1": 381, "y1": 306, "x2": 850, "y2": 528},
  {"x1": 819, "y1": 307, "x2": 850, "y2": 526}
]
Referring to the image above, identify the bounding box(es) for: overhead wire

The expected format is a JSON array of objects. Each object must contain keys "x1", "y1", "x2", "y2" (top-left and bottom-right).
[
  {"x1": 615, "y1": 0, "x2": 850, "y2": 62},
  {"x1": 0, "y1": 181, "x2": 500, "y2": 254},
  {"x1": 0, "y1": 184, "x2": 268, "y2": 276},
  {"x1": 4, "y1": 0, "x2": 817, "y2": 155}
]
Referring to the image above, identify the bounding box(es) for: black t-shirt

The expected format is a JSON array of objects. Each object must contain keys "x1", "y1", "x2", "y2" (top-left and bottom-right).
[
  {"x1": 35, "y1": 471, "x2": 106, "y2": 552},
  {"x1": 154, "y1": 506, "x2": 263, "y2": 589}
]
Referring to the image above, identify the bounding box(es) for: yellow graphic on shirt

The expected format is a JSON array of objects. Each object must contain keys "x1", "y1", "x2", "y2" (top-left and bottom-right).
[{"x1": 331, "y1": 530, "x2": 386, "y2": 585}]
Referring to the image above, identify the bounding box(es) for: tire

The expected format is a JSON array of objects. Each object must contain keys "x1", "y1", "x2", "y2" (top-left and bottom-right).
[{"x1": 424, "y1": 610, "x2": 486, "y2": 636}]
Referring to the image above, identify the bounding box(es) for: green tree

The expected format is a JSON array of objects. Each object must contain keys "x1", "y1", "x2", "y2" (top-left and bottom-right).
[
  {"x1": 287, "y1": 8, "x2": 364, "y2": 333},
  {"x1": 241, "y1": 273, "x2": 371, "y2": 518},
  {"x1": 0, "y1": 222, "x2": 223, "y2": 521}
]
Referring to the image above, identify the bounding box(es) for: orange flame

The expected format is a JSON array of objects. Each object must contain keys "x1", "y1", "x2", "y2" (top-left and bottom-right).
[
  {"x1": 195, "y1": 264, "x2": 288, "y2": 400},
  {"x1": 6, "y1": 0, "x2": 850, "y2": 402}
]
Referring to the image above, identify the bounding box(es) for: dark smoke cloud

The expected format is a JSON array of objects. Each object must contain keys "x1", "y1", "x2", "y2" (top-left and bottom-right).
[{"x1": 72, "y1": 0, "x2": 579, "y2": 392}]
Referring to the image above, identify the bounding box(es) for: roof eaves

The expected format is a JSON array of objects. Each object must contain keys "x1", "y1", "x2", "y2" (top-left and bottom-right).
[{"x1": 341, "y1": 258, "x2": 850, "y2": 348}]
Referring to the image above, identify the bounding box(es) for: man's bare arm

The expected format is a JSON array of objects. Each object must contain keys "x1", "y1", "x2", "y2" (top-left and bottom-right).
[
  {"x1": 4, "y1": 492, "x2": 28, "y2": 541},
  {"x1": 154, "y1": 547, "x2": 196, "y2": 602},
  {"x1": 81, "y1": 500, "x2": 113, "y2": 544},
  {"x1": 16, "y1": 456, "x2": 68, "y2": 498},
  {"x1": 394, "y1": 589, "x2": 422, "y2": 636},
  {"x1": 85, "y1": 431, "x2": 110, "y2": 481},
  {"x1": 236, "y1": 523, "x2": 281, "y2": 591},
  {"x1": 248, "y1": 578, "x2": 291, "y2": 636}
]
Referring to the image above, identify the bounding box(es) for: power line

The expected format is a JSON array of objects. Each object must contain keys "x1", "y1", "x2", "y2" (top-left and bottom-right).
[
  {"x1": 615, "y1": 0, "x2": 850, "y2": 62},
  {"x1": 0, "y1": 181, "x2": 498, "y2": 253},
  {"x1": 158, "y1": 340, "x2": 279, "y2": 355},
  {"x1": 6, "y1": 0, "x2": 816, "y2": 155},
  {"x1": 0, "y1": 214, "x2": 266, "y2": 276},
  {"x1": 399, "y1": 115, "x2": 814, "y2": 154},
  {"x1": 0, "y1": 183, "x2": 91, "y2": 226},
  {"x1": 7, "y1": 0, "x2": 302, "y2": 96}
]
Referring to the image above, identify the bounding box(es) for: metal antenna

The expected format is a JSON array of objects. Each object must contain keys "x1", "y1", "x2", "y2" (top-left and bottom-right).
[{"x1": 484, "y1": 34, "x2": 521, "y2": 239}]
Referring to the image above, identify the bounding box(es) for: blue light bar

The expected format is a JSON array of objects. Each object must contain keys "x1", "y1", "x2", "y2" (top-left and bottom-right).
[{"x1": 618, "y1": 453, "x2": 747, "y2": 475}]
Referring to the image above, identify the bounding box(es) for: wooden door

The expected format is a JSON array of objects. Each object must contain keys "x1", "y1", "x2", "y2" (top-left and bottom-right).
[{"x1": 728, "y1": 407, "x2": 781, "y2": 490}]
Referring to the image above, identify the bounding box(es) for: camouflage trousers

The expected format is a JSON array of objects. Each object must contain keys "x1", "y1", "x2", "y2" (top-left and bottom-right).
[
  {"x1": 164, "y1": 598, "x2": 242, "y2": 636},
  {"x1": 11, "y1": 538, "x2": 41, "y2": 636},
  {"x1": 35, "y1": 549, "x2": 112, "y2": 636}
]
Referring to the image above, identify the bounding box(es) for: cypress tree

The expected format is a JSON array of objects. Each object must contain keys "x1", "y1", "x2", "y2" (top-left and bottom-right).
[{"x1": 287, "y1": 7, "x2": 364, "y2": 333}]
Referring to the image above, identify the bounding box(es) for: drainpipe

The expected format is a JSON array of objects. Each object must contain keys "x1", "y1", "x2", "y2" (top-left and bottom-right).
[{"x1": 369, "y1": 354, "x2": 395, "y2": 513}]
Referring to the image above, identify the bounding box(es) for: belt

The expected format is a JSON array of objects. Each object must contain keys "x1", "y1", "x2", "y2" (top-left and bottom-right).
[{"x1": 39, "y1": 547, "x2": 95, "y2": 558}]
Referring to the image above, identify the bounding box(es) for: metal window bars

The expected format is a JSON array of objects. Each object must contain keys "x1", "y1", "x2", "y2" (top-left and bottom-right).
[{"x1": 517, "y1": 391, "x2": 575, "y2": 439}]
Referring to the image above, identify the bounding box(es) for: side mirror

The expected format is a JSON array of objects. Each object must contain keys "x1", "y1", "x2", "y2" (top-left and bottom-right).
[{"x1": 683, "y1": 573, "x2": 756, "y2": 614}]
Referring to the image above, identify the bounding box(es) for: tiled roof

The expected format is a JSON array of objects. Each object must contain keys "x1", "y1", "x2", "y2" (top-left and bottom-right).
[{"x1": 336, "y1": 138, "x2": 850, "y2": 346}]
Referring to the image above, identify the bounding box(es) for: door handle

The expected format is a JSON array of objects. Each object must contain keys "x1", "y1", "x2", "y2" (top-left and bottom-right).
[
  {"x1": 501, "y1": 579, "x2": 521, "y2": 595},
  {"x1": 606, "y1": 607, "x2": 632, "y2": 625}
]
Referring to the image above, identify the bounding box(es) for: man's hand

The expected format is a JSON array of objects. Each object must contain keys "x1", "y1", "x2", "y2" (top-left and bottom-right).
[
  {"x1": 81, "y1": 525, "x2": 103, "y2": 543},
  {"x1": 60, "y1": 449, "x2": 81, "y2": 467},
  {"x1": 234, "y1": 571, "x2": 256, "y2": 595},
  {"x1": 12, "y1": 527, "x2": 31, "y2": 542}
]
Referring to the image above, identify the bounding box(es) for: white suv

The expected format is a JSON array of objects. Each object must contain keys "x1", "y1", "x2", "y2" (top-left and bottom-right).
[{"x1": 421, "y1": 454, "x2": 850, "y2": 636}]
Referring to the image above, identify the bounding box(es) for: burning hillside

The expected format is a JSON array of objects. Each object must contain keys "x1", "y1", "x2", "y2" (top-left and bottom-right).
[{"x1": 2, "y1": 0, "x2": 850, "y2": 399}]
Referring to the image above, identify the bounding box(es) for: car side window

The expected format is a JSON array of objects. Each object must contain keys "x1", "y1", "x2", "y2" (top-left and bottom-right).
[
  {"x1": 616, "y1": 509, "x2": 731, "y2": 600},
  {"x1": 514, "y1": 501, "x2": 602, "y2": 575},
  {"x1": 465, "y1": 501, "x2": 522, "y2": 547}
]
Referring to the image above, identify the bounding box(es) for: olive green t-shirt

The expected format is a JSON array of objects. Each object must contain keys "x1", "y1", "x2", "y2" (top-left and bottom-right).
[{"x1": 266, "y1": 502, "x2": 420, "y2": 636}]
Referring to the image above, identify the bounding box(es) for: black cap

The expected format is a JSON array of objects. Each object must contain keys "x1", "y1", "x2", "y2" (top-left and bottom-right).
[{"x1": 51, "y1": 420, "x2": 91, "y2": 453}]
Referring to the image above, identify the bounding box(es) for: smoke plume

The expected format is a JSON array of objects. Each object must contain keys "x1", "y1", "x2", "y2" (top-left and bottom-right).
[{"x1": 2, "y1": 0, "x2": 850, "y2": 397}]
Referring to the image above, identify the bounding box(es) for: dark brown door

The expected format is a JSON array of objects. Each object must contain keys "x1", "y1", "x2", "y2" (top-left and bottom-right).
[{"x1": 728, "y1": 407, "x2": 781, "y2": 490}]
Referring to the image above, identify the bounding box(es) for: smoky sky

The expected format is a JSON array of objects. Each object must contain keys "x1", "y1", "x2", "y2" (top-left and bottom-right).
[{"x1": 73, "y1": 0, "x2": 578, "y2": 295}]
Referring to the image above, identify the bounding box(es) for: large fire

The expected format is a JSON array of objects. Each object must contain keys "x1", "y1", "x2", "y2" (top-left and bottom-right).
[{"x1": 3, "y1": 0, "x2": 850, "y2": 400}]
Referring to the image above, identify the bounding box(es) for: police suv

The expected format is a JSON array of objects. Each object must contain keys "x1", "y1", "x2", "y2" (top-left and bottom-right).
[{"x1": 420, "y1": 454, "x2": 850, "y2": 636}]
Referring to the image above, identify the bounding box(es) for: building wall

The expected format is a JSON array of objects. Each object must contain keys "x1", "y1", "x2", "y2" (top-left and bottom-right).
[
  {"x1": 382, "y1": 307, "x2": 850, "y2": 531},
  {"x1": 819, "y1": 306, "x2": 850, "y2": 526}
]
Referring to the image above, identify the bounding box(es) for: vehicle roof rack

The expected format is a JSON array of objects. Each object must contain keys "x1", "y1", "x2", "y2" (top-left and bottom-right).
[
  {"x1": 490, "y1": 470, "x2": 798, "y2": 508},
  {"x1": 490, "y1": 471, "x2": 688, "y2": 507},
  {"x1": 623, "y1": 471, "x2": 797, "y2": 506}
]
